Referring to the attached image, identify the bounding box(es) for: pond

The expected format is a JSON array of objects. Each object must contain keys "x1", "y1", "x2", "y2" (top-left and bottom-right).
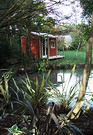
[{"x1": 14, "y1": 68, "x2": 93, "y2": 108}]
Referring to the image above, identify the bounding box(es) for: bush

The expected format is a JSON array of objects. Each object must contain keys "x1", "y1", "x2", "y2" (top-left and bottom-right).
[
  {"x1": 12, "y1": 71, "x2": 51, "y2": 109},
  {"x1": 57, "y1": 40, "x2": 72, "y2": 51},
  {"x1": 64, "y1": 40, "x2": 72, "y2": 50},
  {"x1": 0, "y1": 69, "x2": 13, "y2": 114},
  {"x1": 0, "y1": 34, "x2": 22, "y2": 67},
  {"x1": 48, "y1": 65, "x2": 78, "y2": 110},
  {"x1": 71, "y1": 35, "x2": 86, "y2": 50},
  {"x1": 8, "y1": 100, "x2": 83, "y2": 135},
  {"x1": 0, "y1": 35, "x2": 10, "y2": 65},
  {"x1": 9, "y1": 43, "x2": 22, "y2": 60}
]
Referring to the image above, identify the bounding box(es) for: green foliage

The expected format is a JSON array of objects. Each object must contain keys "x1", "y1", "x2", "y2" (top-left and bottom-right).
[
  {"x1": 77, "y1": 24, "x2": 91, "y2": 41},
  {"x1": 11, "y1": 100, "x2": 83, "y2": 135},
  {"x1": 46, "y1": 112, "x2": 63, "y2": 135},
  {"x1": 47, "y1": 103, "x2": 83, "y2": 135},
  {"x1": 12, "y1": 100, "x2": 39, "y2": 134},
  {"x1": 0, "y1": 0, "x2": 56, "y2": 67},
  {"x1": 9, "y1": 36, "x2": 22, "y2": 60},
  {"x1": 0, "y1": 26, "x2": 24, "y2": 66},
  {"x1": 54, "y1": 49, "x2": 92, "y2": 65},
  {"x1": 64, "y1": 40, "x2": 72, "y2": 50},
  {"x1": 56, "y1": 24, "x2": 88, "y2": 51},
  {"x1": 71, "y1": 24, "x2": 88, "y2": 50},
  {"x1": 61, "y1": 124, "x2": 83, "y2": 135},
  {"x1": 58, "y1": 114, "x2": 70, "y2": 125},
  {"x1": 7, "y1": 124, "x2": 23, "y2": 135},
  {"x1": 48, "y1": 65, "x2": 78, "y2": 110},
  {"x1": 56, "y1": 24, "x2": 76, "y2": 35},
  {"x1": 0, "y1": 70, "x2": 12, "y2": 105},
  {"x1": 13, "y1": 70, "x2": 51, "y2": 109},
  {"x1": 57, "y1": 40, "x2": 72, "y2": 51},
  {"x1": 35, "y1": 17, "x2": 56, "y2": 33},
  {"x1": 35, "y1": 58, "x2": 49, "y2": 72},
  {"x1": 0, "y1": 69, "x2": 14, "y2": 115},
  {"x1": 57, "y1": 46, "x2": 63, "y2": 51},
  {"x1": 80, "y1": 0, "x2": 93, "y2": 18},
  {"x1": 72, "y1": 34, "x2": 86, "y2": 50},
  {"x1": 0, "y1": 34, "x2": 10, "y2": 65},
  {"x1": 0, "y1": 0, "x2": 47, "y2": 28}
]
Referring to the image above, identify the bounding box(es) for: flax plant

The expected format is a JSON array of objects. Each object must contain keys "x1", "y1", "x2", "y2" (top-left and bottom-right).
[
  {"x1": 48, "y1": 65, "x2": 78, "y2": 109},
  {"x1": 0, "y1": 70, "x2": 13, "y2": 113},
  {"x1": 10, "y1": 100, "x2": 83, "y2": 135},
  {"x1": 13, "y1": 70, "x2": 51, "y2": 109}
]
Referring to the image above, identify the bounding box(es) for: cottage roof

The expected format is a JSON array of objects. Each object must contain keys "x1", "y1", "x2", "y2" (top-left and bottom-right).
[{"x1": 31, "y1": 32, "x2": 58, "y2": 38}]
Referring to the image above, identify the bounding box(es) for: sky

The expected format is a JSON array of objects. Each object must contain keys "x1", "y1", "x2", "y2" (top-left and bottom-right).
[{"x1": 45, "y1": 0, "x2": 87, "y2": 24}]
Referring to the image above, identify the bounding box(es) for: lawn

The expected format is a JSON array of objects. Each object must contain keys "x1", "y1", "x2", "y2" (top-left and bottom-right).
[{"x1": 53, "y1": 49, "x2": 93, "y2": 65}]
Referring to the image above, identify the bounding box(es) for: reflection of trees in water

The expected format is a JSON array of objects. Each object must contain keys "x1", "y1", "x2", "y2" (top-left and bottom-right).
[
  {"x1": 50, "y1": 69, "x2": 93, "y2": 95},
  {"x1": 48, "y1": 70, "x2": 57, "y2": 84},
  {"x1": 74, "y1": 69, "x2": 93, "y2": 102},
  {"x1": 74, "y1": 69, "x2": 83, "y2": 88},
  {"x1": 49, "y1": 69, "x2": 93, "y2": 107},
  {"x1": 14, "y1": 69, "x2": 93, "y2": 94}
]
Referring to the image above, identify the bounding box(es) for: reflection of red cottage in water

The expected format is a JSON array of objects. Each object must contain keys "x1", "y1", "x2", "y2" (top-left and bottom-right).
[{"x1": 21, "y1": 32, "x2": 63, "y2": 59}]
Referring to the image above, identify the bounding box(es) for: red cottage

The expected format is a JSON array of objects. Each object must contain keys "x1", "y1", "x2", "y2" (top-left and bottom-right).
[{"x1": 21, "y1": 32, "x2": 63, "y2": 59}]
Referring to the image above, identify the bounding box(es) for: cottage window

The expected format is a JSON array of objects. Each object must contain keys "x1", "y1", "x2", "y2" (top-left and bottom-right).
[{"x1": 51, "y1": 40, "x2": 55, "y2": 48}]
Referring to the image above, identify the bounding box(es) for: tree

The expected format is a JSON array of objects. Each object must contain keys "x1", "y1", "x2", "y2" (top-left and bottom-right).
[
  {"x1": 0, "y1": 0, "x2": 43, "y2": 28},
  {"x1": 69, "y1": 0, "x2": 93, "y2": 119},
  {"x1": 78, "y1": 24, "x2": 91, "y2": 41},
  {"x1": 35, "y1": 17, "x2": 56, "y2": 34},
  {"x1": 0, "y1": 0, "x2": 58, "y2": 66},
  {"x1": 0, "y1": 0, "x2": 53, "y2": 66},
  {"x1": 55, "y1": 25, "x2": 76, "y2": 35}
]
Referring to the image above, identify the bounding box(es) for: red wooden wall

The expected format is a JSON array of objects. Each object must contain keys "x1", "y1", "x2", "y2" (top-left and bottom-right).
[
  {"x1": 21, "y1": 35, "x2": 57, "y2": 58},
  {"x1": 21, "y1": 35, "x2": 40, "y2": 58},
  {"x1": 31, "y1": 35, "x2": 39, "y2": 58}
]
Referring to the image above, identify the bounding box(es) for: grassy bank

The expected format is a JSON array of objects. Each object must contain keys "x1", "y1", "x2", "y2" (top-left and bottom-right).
[
  {"x1": 1, "y1": 49, "x2": 93, "y2": 72},
  {"x1": 52, "y1": 49, "x2": 93, "y2": 66}
]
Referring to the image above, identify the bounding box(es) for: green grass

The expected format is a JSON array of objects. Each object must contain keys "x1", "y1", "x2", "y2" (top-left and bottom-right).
[{"x1": 51, "y1": 49, "x2": 93, "y2": 65}]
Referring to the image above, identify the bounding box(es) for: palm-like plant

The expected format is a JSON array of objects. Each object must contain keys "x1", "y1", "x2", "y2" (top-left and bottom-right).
[
  {"x1": 48, "y1": 65, "x2": 78, "y2": 110},
  {"x1": 13, "y1": 70, "x2": 51, "y2": 109},
  {"x1": 11, "y1": 100, "x2": 83, "y2": 135},
  {"x1": 0, "y1": 70, "x2": 12, "y2": 113}
]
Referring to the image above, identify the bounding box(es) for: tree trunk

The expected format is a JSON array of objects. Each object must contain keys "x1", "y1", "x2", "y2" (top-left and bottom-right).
[
  {"x1": 75, "y1": 40, "x2": 81, "y2": 59},
  {"x1": 26, "y1": 18, "x2": 33, "y2": 66},
  {"x1": 62, "y1": 37, "x2": 65, "y2": 56},
  {"x1": 70, "y1": 14, "x2": 93, "y2": 119}
]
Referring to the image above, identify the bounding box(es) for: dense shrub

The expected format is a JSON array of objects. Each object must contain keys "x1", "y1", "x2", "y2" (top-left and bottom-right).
[
  {"x1": 0, "y1": 33, "x2": 22, "y2": 67},
  {"x1": 0, "y1": 35, "x2": 10, "y2": 65},
  {"x1": 71, "y1": 33, "x2": 86, "y2": 50},
  {"x1": 57, "y1": 41, "x2": 72, "y2": 51}
]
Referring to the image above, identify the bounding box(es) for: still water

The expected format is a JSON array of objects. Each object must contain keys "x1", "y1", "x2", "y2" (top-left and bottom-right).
[{"x1": 15, "y1": 68, "x2": 93, "y2": 107}]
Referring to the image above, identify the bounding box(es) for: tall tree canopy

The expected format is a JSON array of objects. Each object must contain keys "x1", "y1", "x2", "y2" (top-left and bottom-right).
[
  {"x1": 0, "y1": 0, "x2": 58, "y2": 66},
  {"x1": 0, "y1": 0, "x2": 47, "y2": 28},
  {"x1": 80, "y1": 0, "x2": 93, "y2": 18}
]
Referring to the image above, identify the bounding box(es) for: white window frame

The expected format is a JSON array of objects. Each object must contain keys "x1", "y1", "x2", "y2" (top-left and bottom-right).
[
  {"x1": 51, "y1": 40, "x2": 55, "y2": 48},
  {"x1": 42, "y1": 38, "x2": 47, "y2": 58}
]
